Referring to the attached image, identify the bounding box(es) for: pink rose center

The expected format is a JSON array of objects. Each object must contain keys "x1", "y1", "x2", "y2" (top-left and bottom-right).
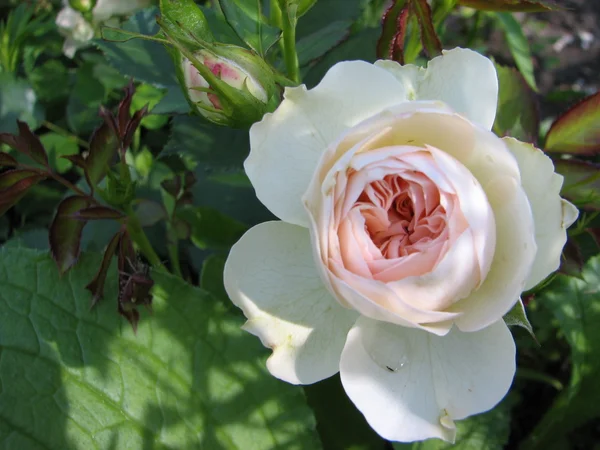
[{"x1": 358, "y1": 174, "x2": 446, "y2": 260}]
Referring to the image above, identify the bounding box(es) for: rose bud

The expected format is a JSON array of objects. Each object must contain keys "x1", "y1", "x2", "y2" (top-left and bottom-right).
[{"x1": 179, "y1": 46, "x2": 280, "y2": 128}]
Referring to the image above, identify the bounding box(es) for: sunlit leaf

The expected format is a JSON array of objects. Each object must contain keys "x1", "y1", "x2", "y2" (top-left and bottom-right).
[
  {"x1": 0, "y1": 248, "x2": 322, "y2": 448},
  {"x1": 495, "y1": 12, "x2": 537, "y2": 91},
  {"x1": 545, "y1": 92, "x2": 600, "y2": 155},
  {"x1": 493, "y1": 63, "x2": 539, "y2": 143}
]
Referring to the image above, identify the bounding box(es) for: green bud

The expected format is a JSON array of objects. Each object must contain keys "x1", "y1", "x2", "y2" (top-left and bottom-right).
[
  {"x1": 178, "y1": 45, "x2": 280, "y2": 128},
  {"x1": 68, "y1": 0, "x2": 96, "y2": 13}
]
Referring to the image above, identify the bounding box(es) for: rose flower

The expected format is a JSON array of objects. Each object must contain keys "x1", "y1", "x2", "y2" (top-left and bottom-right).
[{"x1": 224, "y1": 48, "x2": 578, "y2": 443}]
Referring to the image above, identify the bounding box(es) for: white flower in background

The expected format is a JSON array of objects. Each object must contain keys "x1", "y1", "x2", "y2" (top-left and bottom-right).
[
  {"x1": 55, "y1": 0, "x2": 151, "y2": 58},
  {"x1": 224, "y1": 48, "x2": 579, "y2": 442}
]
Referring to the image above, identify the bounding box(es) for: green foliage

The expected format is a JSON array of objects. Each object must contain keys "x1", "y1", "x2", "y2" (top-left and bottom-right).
[
  {"x1": 521, "y1": 255, "x2": 600, "y2": 449},
  {"x1": 0, "y1": 248, "x2": 321, "y2": 448},
  {"x1": 0, "y1": 73, "x2": 44, "y2": 133}
]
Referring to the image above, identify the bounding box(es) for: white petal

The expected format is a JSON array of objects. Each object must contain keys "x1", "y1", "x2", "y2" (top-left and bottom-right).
[
  {"x1": 451, "y1": 175, "x2": 536, "y2": 331},
  {"x1": 340, "y1": 318, "x2": 515, "y2": 443},
  {"x1": 246, "y1": 61, "x2": 412, "y2": 227},
  {"x1": 376, "y1": 48, "x2": 499, "y2": 130},
  {"x1": 224, "y1": 221, "x2": 358, "y2": 384},
  {"x1": 503, "y1": 138, "x2": 580, "y2": 290}
]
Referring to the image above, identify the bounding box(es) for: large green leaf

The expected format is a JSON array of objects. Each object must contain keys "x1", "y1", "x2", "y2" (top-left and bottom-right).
[
  {"x1": 521, "y1": 255, "x2": 600, "y2": 449},
  {"x1": 218, "y1": 0, "x2": 281, "y2": 55},
  {"x1": 0, "y1": 248, "x2": 321, "y2": 449},
  {"x1": 96, "y1": 8, "x2": 177, "y2": 87}
]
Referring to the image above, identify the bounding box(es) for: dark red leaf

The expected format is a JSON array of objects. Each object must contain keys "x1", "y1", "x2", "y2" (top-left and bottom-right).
[
  {"x1": 545, "y1": 92, "x2": 600, "y2": 155},
  {"x1": 71, "y1": 206, "x2": 125, "y2": 221},
  {"x1": 50, "y1": 196, "x2": 92, "y2": 274},
  {"x1": 99, "y1": 106, "x2": 119, "y2": 139},
  {"x1": 554, "y1": 159, "x2": 600, "y2": 210},
  {"x1": 377, "y1": 0, "x2": 412, "y2": 60},
  {"x1": 161, "y1": 176, "x2": 182, "y2": 197},
  {"x1": 122, "y1": 104, "x2": 149, "y2": 152},
  {"x1": 118, "y1": 81, "x2": 136, "y2": 135},
  {"x1": 86, "y1": 230, "x2": 122, "y2": 307},
  {"x1": 0, "y1": 121, "x2": 49, "y2": 167},
  {"x1": 118, "y1": 303, "x2": 140, "y2": 333},
  {"x1": 457, "y1": 0, "x2": 560, "y2": 12},
  {"x1": 0, "y1": 152, "x2": 18, "y2": 167},
  {"x1": 0, "y1": 169, "x2": 47, "y2": 216},
  {"x1": 412, "y1": 0, "x2": 442, "y2": 58},
  {"x1": 391, "y1": 6, "x2": 411, "y2": 64},
  {"x1": 183, "y1": 171, "x2": 196, "y2": 191},
  {"x1": 87, "y1": 122, "x2": 120, "y2": 187}
]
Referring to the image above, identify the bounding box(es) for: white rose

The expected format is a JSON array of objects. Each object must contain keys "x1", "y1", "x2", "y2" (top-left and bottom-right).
[{"x1": 224, "y1": 48, "x2": 578, "y2": 442}]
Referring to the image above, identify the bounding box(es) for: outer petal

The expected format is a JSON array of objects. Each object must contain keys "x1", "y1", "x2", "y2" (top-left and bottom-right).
[
  {"x1": 246, "y1": 61, "x2": 413, "y2": 227},
  {"x1": 224, "y1": 221, "x2": 358, "y2": 385},
  {"x1": 503, "y1": 137, "x2": 579, "y2": 290},
  {"x1": 340, "y1": 318, "x2": 515, "y2": 443},
  {"x1": 451, "y1": 175, "x2": 536, "y2": 331},
  {"x1": 376, "y1": 48, "x2": 498, "y2": 130}
]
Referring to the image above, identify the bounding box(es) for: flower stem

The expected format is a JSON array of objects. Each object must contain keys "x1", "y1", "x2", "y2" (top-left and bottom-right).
[
  {"x1": 274, "y1": 0, "x2": 300, "y2": 83},
  {"x1": 166, "y1": 223, "x2": 183, "y2": 278},
  {"x1": 125, "y1": 205, "x2": 163, "y2": 269}
]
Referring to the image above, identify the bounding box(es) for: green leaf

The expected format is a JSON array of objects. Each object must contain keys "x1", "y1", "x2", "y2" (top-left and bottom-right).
[
  {"x1": 178, "y1": 204, "x2": 248, "y2": 250},
  {"x1": 503, "y1": 298, "x2": 535, "y2": 338},
  {"x1": 521, "y1": 255, "x2": 600, "y2": 449},
  {"x1": 66, "y1": 62, "x2": 106, "y2": 135},
  {"x1": 0, "y1": 248, "x2": 322, "y2": 448},
  {"x1": 39, "y1": 133, "x2": 80, "y2": 173},
  {"x1": 131, "y1": 83, "x2": 169, "y2": 130},
  {"x1": 493, "y1": 63, "x2": 539, "y2": 143},
  {"x1": 200, "y1": 253, "x2": 228, "y2": 302},
  {"x1": 160, "y1": 115, "x2": 248, "y2": 168},
  {"x1": 495, "y1": 12, "x2": 537, "y2": 91},
  {"x1": 297, "y1": 21, "x2": 351, "y2": 66},
  {"x1": 392, "y1": 398, "x2": 512, "y2": 449},
  {"x1": 96, "y1": 8, "x2": 177, "y2": 87},
  {"x1": 0, "y1": 73, "x2": 44, "y2": 133},
  {"x1": 296, "y1": 0, "x2": 364, "y2": 39},
  {"x1": 28, "y1": 60, "x2": 70, "y2": 103},
  {"x1": 545, "y1": 92, "x2": 600, "y2": 155},
  {"x1": 218, "y1": 0, "x2": 281, "y2": 56},
  {"x1": 457, "y1": 0, "x2": 560, "y2": 11},
  {"x1": 305, "y1": 375, "x2": 387, "y2": 450}
]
